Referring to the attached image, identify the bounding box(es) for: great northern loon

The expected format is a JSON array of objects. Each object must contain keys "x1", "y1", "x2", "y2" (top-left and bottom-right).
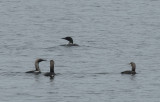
[
  {"x1": 26, "y1": 58, "x2": 46, "y2": 74},
  {"x1": 44, "y1": 60, "x2": 55, "y2": 78},
  {"x1": 61, "y1": 37, "x2": 79, "y2": 46},
  {"x1": 121, "y1": 62, "x2": 136, "y2": 74}
]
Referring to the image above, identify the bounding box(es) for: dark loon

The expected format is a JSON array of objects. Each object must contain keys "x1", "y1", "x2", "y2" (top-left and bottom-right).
[
  {"x1": 62, "y1": 37, "x2": 79, "y2": 46},
  {"x1": 44, "y1": 60, "x2": 55, "y2": 78},
  {"x1": 121, "y1": 62, "x2": 136, "y2": 74},
  {"x1": 26, "y1": 58, "x2": 46, "y2": 74}
]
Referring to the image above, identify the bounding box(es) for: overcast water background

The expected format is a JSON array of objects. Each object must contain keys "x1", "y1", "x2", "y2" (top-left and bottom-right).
[{"x1": 0, "y1": 0, "x2": 160, "y2": 102}]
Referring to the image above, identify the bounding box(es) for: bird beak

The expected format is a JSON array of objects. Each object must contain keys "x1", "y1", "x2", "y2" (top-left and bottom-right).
[
  {"x1": 42, "y1": 59, "x2": 47, "y2": 61},
  {"x1": 62, "y1": 37, "x2": 65, "y2": 39}
]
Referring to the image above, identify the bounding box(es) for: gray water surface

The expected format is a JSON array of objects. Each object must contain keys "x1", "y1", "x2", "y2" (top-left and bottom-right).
[{"x1": 0, "y1": 0, "x2": 160, "y2": 102}]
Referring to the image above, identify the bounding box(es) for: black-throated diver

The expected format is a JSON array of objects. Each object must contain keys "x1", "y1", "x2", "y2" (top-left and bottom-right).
[
  {"x1": 44, "y1": 60, "x2": 55, "y2": 77},
  {"x1": 121, "y1": 62, "x2": 136, "y2": 74},
  {"x1": 61, "y1": 37, "x2": 79, "y2": 46},
  {"x1": 26, "y1": 58, "x2": 46, "y2": 74}
]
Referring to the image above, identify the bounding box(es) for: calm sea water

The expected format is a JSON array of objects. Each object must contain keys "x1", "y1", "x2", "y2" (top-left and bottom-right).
[{"x1": 1, "y1": 0, "x2": 160, "y2": 102}]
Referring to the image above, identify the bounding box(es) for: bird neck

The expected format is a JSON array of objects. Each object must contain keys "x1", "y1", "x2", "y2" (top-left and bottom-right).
[
  {"x1": 132, "y1": 66, "x2": 136, "y2": 72},
  {"x1": 35, "y1": 62, "x2": 41, "y2": 72},
  {"x1": 69, "y1": 39, "x2": 73, "y2": 44},
  {"x1": 50, "y1": 65, "x2": 54, "y2": 73},
  {"x1": 68, "y1": 42, "x2": 73, "y2": 44}
]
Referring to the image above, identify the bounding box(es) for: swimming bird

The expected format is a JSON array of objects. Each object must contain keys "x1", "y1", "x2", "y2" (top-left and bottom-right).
[
  {"x1": 121, "y1": 62, "x2": 136, "y2": 74},
  {"x1": 44, "y1": 60, "x2": 55, "y2": 78},
  {"x1": 61, "y1": 37, "x2": 79, "y2": 46},
  {"x1": 26, "y1": 58, "x2": 46, "y2": 74}
]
